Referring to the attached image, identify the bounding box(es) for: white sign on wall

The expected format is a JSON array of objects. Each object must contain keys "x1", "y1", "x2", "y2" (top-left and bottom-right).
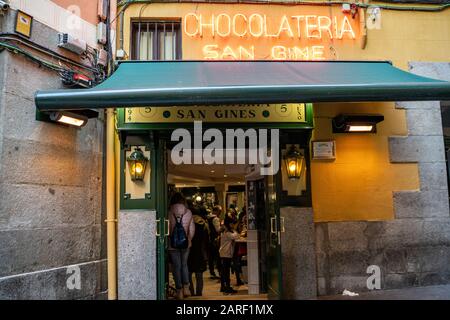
[{"x1": 312, "y1": 140, "x2": 336, "y2": 160}]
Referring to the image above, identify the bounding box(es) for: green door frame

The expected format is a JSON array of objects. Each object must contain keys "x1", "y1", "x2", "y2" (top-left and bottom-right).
[
  {"x1": 266, "y1": 171, "x2": 283, "y2": 299},
  {"x1": 116, "y1": 107, "x2": 314, "y2": 300},
  {"x1": 155, "y1": 137, "x2": 168, "y2": 300}
]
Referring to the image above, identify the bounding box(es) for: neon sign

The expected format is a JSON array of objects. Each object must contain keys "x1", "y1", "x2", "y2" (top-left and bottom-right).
[
  {"x1": 183, "y1": 10, "x2": 360, "y2": 60},
  {"x1": 184, "y1": 13, "x2": 355, "y2": 39}
]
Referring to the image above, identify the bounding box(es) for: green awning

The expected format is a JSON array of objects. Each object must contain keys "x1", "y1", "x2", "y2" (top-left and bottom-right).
[{"x1": 35, "y1": 61, "x2": 450, "y2": 111}]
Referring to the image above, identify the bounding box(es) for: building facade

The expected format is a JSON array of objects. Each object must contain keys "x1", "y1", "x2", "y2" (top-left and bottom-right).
[
  {"x1": 0, "y1": 0, "x2": 116, "y2": 299},
  {"x1": 110, "y1": 1, "x2": 450, "y2": 299},
  {"x1": 1, "y1": 0, "x2": 450, "y2": 300}
]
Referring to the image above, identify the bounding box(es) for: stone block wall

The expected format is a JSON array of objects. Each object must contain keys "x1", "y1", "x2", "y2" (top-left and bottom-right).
[
  {"x1": 280, "y1": 207, "x2": 317, "y2": 299},
  {"x1": 315, "y1": 62, "x2": 450, "y2": 296},
  {"x1": 0, "y1": 12, "x2": 106, "y2": 299},
  {"x1": 118, "y1": 210, "x2": 157, "y2": 300},
  {"x1": 316, "y1": 219, "x2": 450, "y2": 295}
]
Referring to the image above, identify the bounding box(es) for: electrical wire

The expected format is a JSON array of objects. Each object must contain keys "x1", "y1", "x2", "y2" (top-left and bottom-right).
[
  {"x1": 112, "y1": 0, "x2": 134, "y2": 25},
  {"x1": 106, "y1": 0, "x2": 114, "y2": 75},
  {"x1": 0, "y1": 33, "x2": 108, "y2": 84},
  {"x1": 0, "y1": 41, "x2": 66, "y2": 72},
  {"x1": 0, "y1": 40, "x2": 106, "y2": 85},
  {"x1": 0, "y1": 33, "x2": 98, "y2": 73}
]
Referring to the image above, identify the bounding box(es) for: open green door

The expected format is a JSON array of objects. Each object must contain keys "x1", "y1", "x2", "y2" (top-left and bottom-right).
[
  {"x1": 266, "y1": 172, "x2": 283, "y2": 299},
  {"x1": 155, "y1": 138, "x2": 168, "y2": 300}
]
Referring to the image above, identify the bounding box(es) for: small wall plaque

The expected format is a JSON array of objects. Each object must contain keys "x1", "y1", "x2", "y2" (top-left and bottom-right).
[
  {"x1": 312, "y1": 140, "x2": 336, "y2": 160},
  {"x1": 15, "y1": 11, "x2": 33, "y2": 38}
]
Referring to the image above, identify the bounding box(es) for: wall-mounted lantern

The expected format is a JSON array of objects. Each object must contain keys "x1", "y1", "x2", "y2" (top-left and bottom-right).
[
  {"x1": 332, "y1": 114, "x2": 384, "y2": 133},
  {"x1": 126, "y1": 147, "x2": 149, "y2": 181},
  {"x1": 283, "y1": 145, "x2": 305, "y2": 181}
]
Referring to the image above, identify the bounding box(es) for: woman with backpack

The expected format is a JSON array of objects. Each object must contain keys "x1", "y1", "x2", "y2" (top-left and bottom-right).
[{"x1": 168, "y1": 193, "x2": 195, "y2": 300}]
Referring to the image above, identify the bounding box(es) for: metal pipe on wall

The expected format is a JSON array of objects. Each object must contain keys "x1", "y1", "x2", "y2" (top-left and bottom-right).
[
  {"x1": 105, "y1": 108, "x2": 117, "y2": 300},
  {"x1": 104, "y1": 0, "x2": 118, "y2": 301}
]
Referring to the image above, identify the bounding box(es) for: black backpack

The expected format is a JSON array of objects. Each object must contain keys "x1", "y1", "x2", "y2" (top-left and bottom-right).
[{"x1": 170, "y1": 212, "x2": 188, "y2": 249}]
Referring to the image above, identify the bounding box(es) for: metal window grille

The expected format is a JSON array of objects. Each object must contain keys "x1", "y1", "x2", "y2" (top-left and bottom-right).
[{"x1": 132, "y1": 21, "x2": 181, "y2": 61}]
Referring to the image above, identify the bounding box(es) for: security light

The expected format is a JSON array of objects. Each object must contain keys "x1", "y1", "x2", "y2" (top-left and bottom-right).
[
  {"x1": 50, "y1": 111, "x2": 88, "y2": 127},
  {"x1": 332, "y1": 114, "x2": 384, "y2": 133},
  {"x1": 0, "y1": 1, "x2": 10, "y2": 11},
  {"x1": 347, "y1": 125, "x2": 375, "y2": 132}
]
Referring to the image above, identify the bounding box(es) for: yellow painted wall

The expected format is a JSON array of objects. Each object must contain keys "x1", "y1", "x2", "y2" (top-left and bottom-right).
[
  {"x1": 311, "y1": 102, "x2": 419, "y2": 221},
  {"x1": 118, "y1": 2, "x2": 450, "y2": 222}
]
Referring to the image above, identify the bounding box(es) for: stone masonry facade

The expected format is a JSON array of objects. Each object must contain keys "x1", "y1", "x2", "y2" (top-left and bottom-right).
[
  {"x1": 1, "y1": 5, "x2": 450, "y2": 300},
  {"x1": 0, "y1": 10, "x2": 106, "y2": 299},
  {"x1": 315, "y1": 62, "x2": 450, "y2": 296}
]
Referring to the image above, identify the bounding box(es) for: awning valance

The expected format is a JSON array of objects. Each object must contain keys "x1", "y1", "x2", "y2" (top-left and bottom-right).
[{"x1": 35, "y1": 60, "x2": 450, "y2": 111}]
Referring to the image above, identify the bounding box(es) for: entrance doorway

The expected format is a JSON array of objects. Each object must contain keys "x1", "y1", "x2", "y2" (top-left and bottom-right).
[
  {"x1": 149, "y1": 128, "x2": 311, "y2": 300},
  {"x1": 117, "y1": 106, "x2": 313, "y2": 300},
  {"x1": 160, "y1": 154, "x2": 283, "y2": 300}
]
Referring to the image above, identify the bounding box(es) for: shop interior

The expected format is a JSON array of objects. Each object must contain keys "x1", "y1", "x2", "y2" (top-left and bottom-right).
[
  {"x1": 166, "y1": 158, "x2": 270, "y2": 300},
  {"x1": 160, "y1": 129, "x2": 310, "y2": 300}
]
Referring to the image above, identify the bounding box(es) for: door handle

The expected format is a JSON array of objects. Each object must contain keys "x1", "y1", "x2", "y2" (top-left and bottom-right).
[
  {"x1": 270, "y1": 217, "x2": 276, "y2": 234},
  {"x1": 156, "y1": 219, "x2": 161, "y2": 236},
  {"x1": 165, "y1": 219, "x2": 170, "y2": 236}
]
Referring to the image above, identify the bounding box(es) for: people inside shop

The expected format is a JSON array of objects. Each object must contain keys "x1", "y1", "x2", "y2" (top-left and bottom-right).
[
  {"x1": 187, "y1": 205, "x2": 210, "y2": 297},
  {"x1": 207, "y1": 205, "x2": 222, "y2": 279},
  {"x1": 237, "y1": 206, "x2": 248, "y2": 236},
  {"x1": 186, "y1": 199, "x2": 196, "y2": 216},
  {"x1": 232, "y1": 206, "x2": 247, "y2": 286},
  {"x1": 219, "y1": 215, "x2": 240, "y2": 294},
  {"x1": 223, "y1": 204, "x2": 246, "y2": 286},
  {"x1": 227, "y1": 205, "x2": 239, "y2": 231},
  {"x1": 168, "y1": 192, "x2": 195, "y2": 300}
]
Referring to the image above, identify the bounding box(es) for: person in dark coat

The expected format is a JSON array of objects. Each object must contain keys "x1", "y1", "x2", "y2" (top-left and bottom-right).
[
  {"x1": 207, "y1": 205, "x2": 222, "y2": 279},
  {"x1": 188, "y1": 205, "x2": 210, "y2": 296}
]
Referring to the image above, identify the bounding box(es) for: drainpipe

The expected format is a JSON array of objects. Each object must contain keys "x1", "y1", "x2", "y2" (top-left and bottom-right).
[
  {"x1": 105, "y1": 108, "x2": 117, "y2": 300},
  {"x1": 118, "y1": 1, "x2": 131, "y2": 51},
  {"x1": 119, "y1": 8, "x2": 124, "y2": 51},
  {"x1": 104, "y1": 0, "x2": 118, "y2": 301}
]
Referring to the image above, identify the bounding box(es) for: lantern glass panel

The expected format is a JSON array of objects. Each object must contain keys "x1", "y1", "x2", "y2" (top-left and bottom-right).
[
  {"x1": 284, "y1": 145, "x2": 305, "y2": 180},
  {"x1": 127, "y1": 148, "x2": 149, "y2": 181}
]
